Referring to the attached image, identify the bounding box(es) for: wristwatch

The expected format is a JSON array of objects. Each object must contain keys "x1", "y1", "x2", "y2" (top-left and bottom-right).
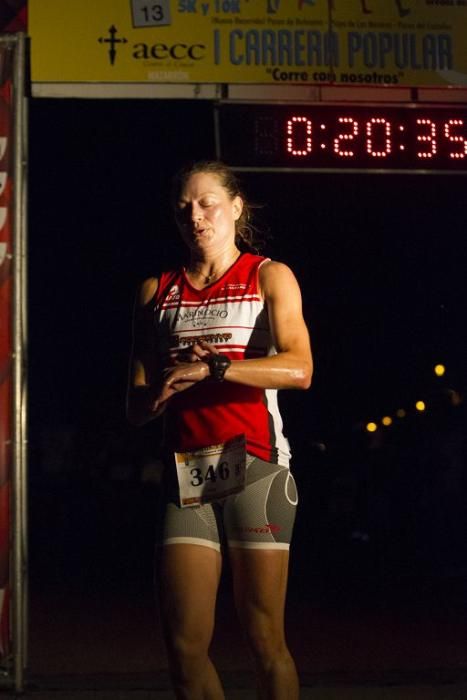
[{"x1": 207, "y1": 354, "x2": 231, "y2": 382}]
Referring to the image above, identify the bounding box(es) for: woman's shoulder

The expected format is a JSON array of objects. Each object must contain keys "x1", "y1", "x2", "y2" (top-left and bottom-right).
[
  {"x1": 258, "y1": 259, "x2": 299, "y2": 295},
  {"x1": 138, "y1": 276, "x2": 159, "y2": 307},
  {"x1": 258, "y1": 258, "x2": 294, "y2": 278},
  {"x1": 241, "y1": 252, "x2": 293, "y2": 275},
  {"x1": 138, "y1": 267, "x2": 183, "y2": 307}
]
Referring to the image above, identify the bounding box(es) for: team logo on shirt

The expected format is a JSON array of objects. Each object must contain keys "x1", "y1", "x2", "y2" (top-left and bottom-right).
[
  {"x1": 176, "y1": 307, "x2": 229, "y2": 326},
  {"x1": 166, "y1": 285, "x2": 180, "y2": 302},
  {"x1": 222, "y1": 283, "x2": 248, "y2": 291},
  {"x1": 172, "y1": 332, "x2": 233, "y2": 347}
]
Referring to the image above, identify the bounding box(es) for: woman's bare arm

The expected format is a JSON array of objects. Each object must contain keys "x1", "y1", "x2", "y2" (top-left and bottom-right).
[
  {"x1": 126, "y1": 277, "x2": 162, "y2": 425},
  {"x1": 156, "y1": 261, "x2": 313, "y2": 401}
]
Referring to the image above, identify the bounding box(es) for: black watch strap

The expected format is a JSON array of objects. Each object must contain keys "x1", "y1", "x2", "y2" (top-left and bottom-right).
[{"x1": 207, "y1": 354, "x2": 231, "y2": 382}]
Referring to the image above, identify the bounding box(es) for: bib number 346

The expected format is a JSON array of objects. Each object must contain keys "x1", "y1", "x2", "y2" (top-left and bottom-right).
[
  {"x1": 190, "y1": 461, "x2": 233, "y2": 486},
  {"x1": 175, "y1": 435, "x2": 246, "y2": 507}
]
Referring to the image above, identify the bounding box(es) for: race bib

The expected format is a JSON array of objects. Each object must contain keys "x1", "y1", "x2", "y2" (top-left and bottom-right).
[{"x1": 174, "y1": 434, "x2": 246, "y2": 508}]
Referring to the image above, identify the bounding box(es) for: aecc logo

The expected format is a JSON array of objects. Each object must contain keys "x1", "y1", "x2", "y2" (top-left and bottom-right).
[
  {"x1": 97, "y1": 25, "x2": 206, "y2": 65},
  {"x1": 133, "y1": 42, "x2": 206, "y2": 60}
]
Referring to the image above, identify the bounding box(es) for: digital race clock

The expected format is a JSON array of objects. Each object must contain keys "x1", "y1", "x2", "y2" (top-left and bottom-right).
[{"x1": 215, "y1": 103, "x2": 467, "y2": 174}]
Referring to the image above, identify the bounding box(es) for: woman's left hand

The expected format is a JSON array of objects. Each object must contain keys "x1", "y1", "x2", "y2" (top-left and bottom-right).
[{"x1": 156, "y1": 360, "x2": 209, "y2": 404}]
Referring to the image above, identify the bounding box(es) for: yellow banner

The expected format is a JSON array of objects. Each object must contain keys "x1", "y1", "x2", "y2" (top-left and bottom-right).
[{"x1": 29, "y1": 0, "x2": 467, "y2": 87}]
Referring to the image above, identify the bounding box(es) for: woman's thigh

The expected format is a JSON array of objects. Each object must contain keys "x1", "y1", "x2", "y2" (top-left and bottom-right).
[
  {"x1": 223, "y1": 459, "x2": 297, "y2": 647},
  {"x1": 229, "y1": 547, "x2": 291, "y2": 647},
  {"x1": 157, "y1": 543, "x2": 223, "y2": 648}
]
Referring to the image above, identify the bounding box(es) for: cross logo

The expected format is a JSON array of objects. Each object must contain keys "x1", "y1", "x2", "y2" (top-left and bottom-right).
[{"x1": 98, "y1": 25, "x2": 128, "y2": 66}]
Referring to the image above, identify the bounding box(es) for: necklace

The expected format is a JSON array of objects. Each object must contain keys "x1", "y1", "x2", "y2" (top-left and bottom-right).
[{"x1": 188, "y1": 251, "x2": 241, "y2": 285}]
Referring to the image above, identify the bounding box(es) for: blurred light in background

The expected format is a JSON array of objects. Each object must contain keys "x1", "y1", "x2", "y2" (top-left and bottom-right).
[{"x1": 448, "y1": 389, "x2": 462, "y2": 406}]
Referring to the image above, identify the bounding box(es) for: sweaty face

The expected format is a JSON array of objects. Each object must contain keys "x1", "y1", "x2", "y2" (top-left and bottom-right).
[{"x1": 175, "y1": 172, "x2": 242, "y2": 253}]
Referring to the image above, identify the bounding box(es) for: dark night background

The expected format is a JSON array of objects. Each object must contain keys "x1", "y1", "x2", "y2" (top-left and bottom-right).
[{"x1": 26, "y1": 98, "x2": 467, "y2": 671}]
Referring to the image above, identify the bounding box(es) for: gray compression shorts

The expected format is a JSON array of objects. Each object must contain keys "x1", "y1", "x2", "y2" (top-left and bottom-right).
[{"x1": 157, "y1": 455, "x2": 298, "y2": 551}]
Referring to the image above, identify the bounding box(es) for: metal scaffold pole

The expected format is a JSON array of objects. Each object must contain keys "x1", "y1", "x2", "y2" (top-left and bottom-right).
[{"x1": 11, "y1": 31, "x2": 28, "y2": 693}]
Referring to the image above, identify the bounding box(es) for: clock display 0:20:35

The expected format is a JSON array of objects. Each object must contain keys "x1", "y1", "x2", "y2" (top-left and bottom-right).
[{"x1": 218, "y1": 104, "x2": 467, "y2": 172}]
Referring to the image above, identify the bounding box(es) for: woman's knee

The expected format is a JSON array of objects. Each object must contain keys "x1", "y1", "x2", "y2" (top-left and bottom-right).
[
  {"x1": 166, "y1": 631, "x2": 211, "y2": 677},
  {"x1": 243, "y1": 619, "x2": 287, "y2": 665}
]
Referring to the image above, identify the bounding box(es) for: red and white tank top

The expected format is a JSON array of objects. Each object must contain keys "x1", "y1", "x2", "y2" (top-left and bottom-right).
[{"x1": 153, "y1": 252, "x2": 291, "y2": 466}]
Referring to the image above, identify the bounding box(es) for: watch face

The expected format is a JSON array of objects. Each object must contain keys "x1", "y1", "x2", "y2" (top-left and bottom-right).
[{"x1": 209, "y1": 353, "x2": 231, "y2": 381}]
